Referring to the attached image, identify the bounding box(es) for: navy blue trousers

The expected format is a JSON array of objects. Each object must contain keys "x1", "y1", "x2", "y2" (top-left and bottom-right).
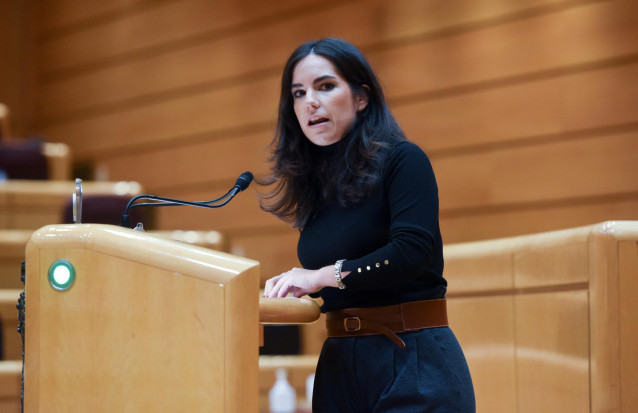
[{"x1": 312, "y1": 327, "x2": 475, "y2": 412}]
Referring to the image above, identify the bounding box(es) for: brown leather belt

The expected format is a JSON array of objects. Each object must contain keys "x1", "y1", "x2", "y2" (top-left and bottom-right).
[{"x1": 325, "y1": 299, "x2": 448, "y2": 349}]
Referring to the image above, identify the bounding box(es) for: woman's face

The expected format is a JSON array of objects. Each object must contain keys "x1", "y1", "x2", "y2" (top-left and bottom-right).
[{"x1": 291, "y1": 54, "x2": 367, "y2": 146}]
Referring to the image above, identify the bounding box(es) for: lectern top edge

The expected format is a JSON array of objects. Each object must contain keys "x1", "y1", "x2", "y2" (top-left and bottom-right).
[{"x1": 28, "y1": 224, "x2": 258, "y2": 284}]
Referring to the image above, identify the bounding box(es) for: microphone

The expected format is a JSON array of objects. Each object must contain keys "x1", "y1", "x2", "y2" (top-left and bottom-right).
[
  {"x1": 234, "y1": 171, "x2": 253, "y2": 192},
  {"x1": 120, "y1": 171, "x2": 254, "y2": 228}
]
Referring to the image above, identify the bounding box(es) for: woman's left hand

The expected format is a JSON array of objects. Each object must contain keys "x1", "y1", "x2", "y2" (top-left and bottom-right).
[{"x1": 263, "y1": 266, "x2": 331, "y2": 298}]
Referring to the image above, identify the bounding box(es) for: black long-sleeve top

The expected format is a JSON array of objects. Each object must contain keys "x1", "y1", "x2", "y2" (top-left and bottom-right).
[{"x1": 298, "y1": 141, "x2": 446, "y2": 312}]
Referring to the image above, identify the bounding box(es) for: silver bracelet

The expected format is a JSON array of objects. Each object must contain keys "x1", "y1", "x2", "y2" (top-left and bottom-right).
[{"x1": 334, "y1": 259, "x2": 346, "y2": 290}]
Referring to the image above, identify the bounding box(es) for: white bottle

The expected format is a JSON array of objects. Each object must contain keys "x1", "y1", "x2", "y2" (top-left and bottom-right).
[
  {"x1": 305, "y1": 373, "x2": 315, "y2": 407},
  {"x1": 269, "y1": 368, "x2": 296, "y2": 413}
]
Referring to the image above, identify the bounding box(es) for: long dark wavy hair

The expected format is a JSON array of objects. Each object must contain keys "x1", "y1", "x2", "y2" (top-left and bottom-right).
[{"x1": 260, "y1": 38, "x2": 406, "y2": 228}]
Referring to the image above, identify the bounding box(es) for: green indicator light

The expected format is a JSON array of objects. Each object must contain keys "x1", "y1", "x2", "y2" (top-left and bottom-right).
[{"x1": 48, "y1": 259, "x2": 76, "y2": 291}]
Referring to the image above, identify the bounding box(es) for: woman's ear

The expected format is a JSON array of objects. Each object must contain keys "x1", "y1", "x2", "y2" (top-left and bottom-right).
[{"x1": 357, "y1": 85, "x2": 370, "y2": 112}]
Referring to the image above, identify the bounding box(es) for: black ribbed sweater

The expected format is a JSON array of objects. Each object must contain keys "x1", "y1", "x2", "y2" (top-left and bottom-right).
[{"x1": 299, "y1": 141, "x2": 446, "y2": 312}]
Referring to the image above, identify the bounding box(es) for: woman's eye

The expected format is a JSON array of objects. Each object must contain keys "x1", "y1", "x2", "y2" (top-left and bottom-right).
[
  {"x1": 320, "y1": 83, "x2": 335, "y2": 91},
  {"x1": 292, "y1": 90, "x2": 305, "y2": 98}
]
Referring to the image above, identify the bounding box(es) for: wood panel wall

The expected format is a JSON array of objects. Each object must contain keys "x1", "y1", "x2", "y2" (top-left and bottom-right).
[
  {"x1": 26, "y1": 0, "x2": 638, "y2": 282},
  {"x1": 0, "y1": 1, "x2": 36, "y2": 137}
]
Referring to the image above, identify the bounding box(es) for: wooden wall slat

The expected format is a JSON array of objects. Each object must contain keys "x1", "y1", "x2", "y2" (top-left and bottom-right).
[
  {"x1": 440, "y1": 198, "x2": 638, "y2": 243},
  {"x1": 0, "y1": 1, "x2": 36, "y2": 137},
  {"x1": 374, "y1": 0, "x2": 591, "y2": 40},
  {"x1": 37, "y1": 0, "x2": 630, "y2": 125},
  {"x1": 37, "y1": 0, "x2": 375, "y2": 121},
  {"x1": 373, "y1": 0, "x2": 638, "y2": 99},
  {"x1": 39, "y1": 0, "x2": 577, "y2": 76},
  {"x1": 99, "y1": 127, "x2": 638, "y2": 214},
  {"x1": 41, "y1": 60, "x2": 638, "y2": 170},
  {"x1": 38, "y1": 0, "x2": 160, "y2": 34},
  {"x1": 43, "y1": 76, "x2": 281, "y2": 159},
  {"x1": 434, "y1": 131, "x2": 638, "y2": 210},
  {"x1": 99, "y1": 130, "x2": 273, "y2": 190},
  {"x1": 397, "y1": 61, "x2": 638, "y2": 152},
  {"x1": 148, "y1": 132, "x2": 638, "y2": 235},
  {"x1": 39, "y1": 0, "x2": 324, "y2": 76},
  {"x1": 153, "y1": 190, "x2": 285, "y2": 233}
]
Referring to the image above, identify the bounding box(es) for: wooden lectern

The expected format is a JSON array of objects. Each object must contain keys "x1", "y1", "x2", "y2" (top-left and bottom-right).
[{"x1": 24, "y1": 224, "x2": 262, "y2": 412}]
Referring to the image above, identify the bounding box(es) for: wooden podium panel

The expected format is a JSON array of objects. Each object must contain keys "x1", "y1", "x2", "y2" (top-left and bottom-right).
[
  {"x1": 445, "y1": 221, "x2": 638, "y2": 413},
  {"x1": 24, "y1": 224, "x2": 259, "y2": 413}
]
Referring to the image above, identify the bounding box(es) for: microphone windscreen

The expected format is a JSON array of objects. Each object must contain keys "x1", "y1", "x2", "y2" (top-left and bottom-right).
[{"x1": 235, "y1": 171, "x2": 254, "y2": 191}]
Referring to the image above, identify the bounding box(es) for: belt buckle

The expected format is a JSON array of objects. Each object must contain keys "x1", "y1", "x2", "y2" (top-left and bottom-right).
[{"x1": 344, "y1": 316, "x2": 361, "y2": 332}]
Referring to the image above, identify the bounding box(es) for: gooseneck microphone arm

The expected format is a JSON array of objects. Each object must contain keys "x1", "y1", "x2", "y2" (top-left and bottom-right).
[
  {"x1": 120, "y1": 171, "x2": 253, "y2": 228},
  {"x1": 126, "y1": 189, "x2": 235, "y2": 210}
]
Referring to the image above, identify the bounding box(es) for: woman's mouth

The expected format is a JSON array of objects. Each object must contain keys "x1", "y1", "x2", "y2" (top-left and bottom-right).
[{"x1": 308, "y1": 116, "x2": 329, "y2": 126}]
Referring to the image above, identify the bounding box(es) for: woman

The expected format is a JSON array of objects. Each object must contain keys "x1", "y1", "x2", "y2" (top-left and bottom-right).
[{"x1": 262, "y1": 38, "x2": 475, "y2": 412}]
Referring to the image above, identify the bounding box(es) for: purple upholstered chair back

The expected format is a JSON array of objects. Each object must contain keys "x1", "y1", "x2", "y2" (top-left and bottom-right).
[
  {"x1": 61, "y1": 195, "x2": 150, "y2": 228},
  {"x1": 0, "y1": 138, "x2": 48, "y2": 180}
]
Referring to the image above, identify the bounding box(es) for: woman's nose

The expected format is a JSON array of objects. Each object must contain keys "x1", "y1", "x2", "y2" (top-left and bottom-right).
[{"x1": 305, "y1": 90, "x2": 319, "y2": 109}]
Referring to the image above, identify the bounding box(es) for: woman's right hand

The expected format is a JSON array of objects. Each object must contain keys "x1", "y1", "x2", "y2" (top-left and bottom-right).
[{"x1": 263, "y1": 266, "x2": 334, "y2": 298}]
